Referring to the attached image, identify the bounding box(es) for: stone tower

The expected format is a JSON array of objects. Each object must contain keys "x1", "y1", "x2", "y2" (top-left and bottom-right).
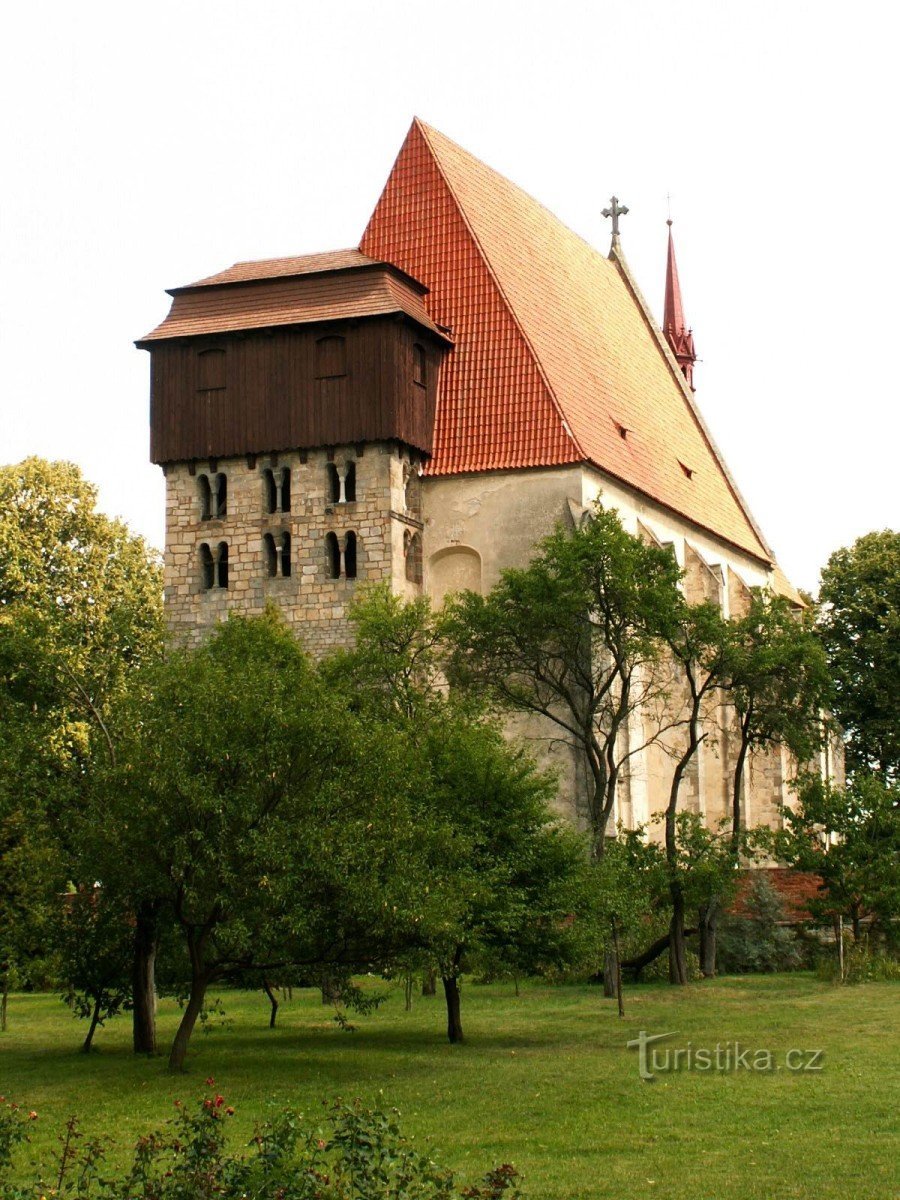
[{"x1": 138, "y1": 250, "x2": 451, "y2": 651}]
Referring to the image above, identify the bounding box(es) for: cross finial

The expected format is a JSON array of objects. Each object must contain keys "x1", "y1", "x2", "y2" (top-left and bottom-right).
[{"x1": 602, "y1": 195, "x2": 629, "y2": 239}]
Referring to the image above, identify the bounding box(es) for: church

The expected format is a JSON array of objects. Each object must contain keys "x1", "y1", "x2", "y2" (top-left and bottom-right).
[{"x1": 138, "y1": 118, "x2": 813, "y2": 834}]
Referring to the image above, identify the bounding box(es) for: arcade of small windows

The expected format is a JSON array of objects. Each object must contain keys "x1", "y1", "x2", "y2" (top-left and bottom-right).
[
  {"x1": 198, "y1": 472, "x2": 227, "y2": 520},
  {"x1": 263, "y1": 467, "x2": 291, "y2": 514},
  {"x1": 263, "y1": 531, "x2": 291, "y2": 578},
  {"x1": 325, "y1": 531, "x2": 358, "y2": 580},
  {"x1": 199, "y1": 541, "x2": 229, "y2": 591},
  {"x1": 326, "y1": 460, "x2": 356, "y2": 504}
]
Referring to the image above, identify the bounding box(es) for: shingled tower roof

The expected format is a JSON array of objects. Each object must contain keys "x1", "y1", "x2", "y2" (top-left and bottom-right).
[{"x1": 361, "y1": 119, "x2": 772, "y2": 565}]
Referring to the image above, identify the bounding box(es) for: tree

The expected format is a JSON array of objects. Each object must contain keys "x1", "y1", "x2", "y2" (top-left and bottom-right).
[
  {"x1": 778, "y1": 774, "x2": 900, "y2": 943},
  {"x1": 818, "y1": 530, "x2": 900, "y2": 781},
  {"x1": 336, "y1": 588, "x2": 596, "y2": 1043},
  {"x1": 724, "y1": 591, "x2": 830, "y2": 850},
  {"x1": 0, "y1": 458, "x2": 163, "y2": 1045},
  {"x1": 445, "y1": 504, "x2": 682, "y2": 858},
  {"x1": 56, "y1": 886, "x2": 133, "y2": 1053},
  {"x1": 96, "y1": 608, "x2": 428, "y2": 1071}
]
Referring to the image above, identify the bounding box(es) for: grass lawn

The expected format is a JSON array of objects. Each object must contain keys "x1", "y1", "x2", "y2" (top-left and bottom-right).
[{"x1": 1, "y1": 975, "x2": 897, "y2": 1199}]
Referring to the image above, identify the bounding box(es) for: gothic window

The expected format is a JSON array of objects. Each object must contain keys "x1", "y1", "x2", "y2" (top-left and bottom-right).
[
  {"x1": 216, "y1": 542, "x2": 229, "y2": 589},
  {"x1": 263, "y1": 532, "x2": 277, "y2": 577},
  {"x1": 344, "y1": 531, "x2": 357, "y2": 579},
  {"x1": 213, "y1": 472, "x2": 227, "y2": 518},
  {"x1": 404, "y1": 531, "x2": 423, "y2": 584},
  {"x1": 198, "y1": 347, "x2": 226, "y2": 391},
  {"x1": 198, "y1": 474, "x2": 212, "y2": 521},
  {"x1": 315, "y1": 335, "x2": 346, "y2": 379},
  {"x1": 413, "y1": 343, "x2": 426, "y2": 387},
  {"x1": 199, "y1": 542, "x2": 215, "y2": 590},
  {"x1": 325, "y1": 531, "x2": 341, "y2": 579},
  {"x1": 263, "y1": 467, "x2": 290, "y2": 514}
]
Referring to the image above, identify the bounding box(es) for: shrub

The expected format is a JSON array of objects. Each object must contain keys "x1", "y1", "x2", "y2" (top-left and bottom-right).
[
  {"x1": 0, "y1": 1083, "x2": 523, "y2": 1200},
  {"x1": 717, "y1": 875, "x2": 804, "y2": 974}
]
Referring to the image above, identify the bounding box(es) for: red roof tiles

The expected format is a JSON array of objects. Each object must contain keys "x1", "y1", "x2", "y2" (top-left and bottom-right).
[{"x1": 361, "y1": 120, "x2": 772, "y2": 563}]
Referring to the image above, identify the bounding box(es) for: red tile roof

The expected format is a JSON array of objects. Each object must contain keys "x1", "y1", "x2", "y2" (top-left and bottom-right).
[
  {"x1": 361, "y1": 120, "x2": 772, "y2": 564},
  {"x1": 137, "y1": 261, "x2": 449, "y2": 345}
]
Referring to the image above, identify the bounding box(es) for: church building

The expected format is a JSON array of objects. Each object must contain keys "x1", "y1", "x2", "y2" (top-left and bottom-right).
[{"x1": 138, "y1": 119, "x2": 810, "y2": 834}]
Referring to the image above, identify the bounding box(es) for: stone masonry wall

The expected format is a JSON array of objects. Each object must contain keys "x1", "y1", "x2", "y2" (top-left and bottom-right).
[{"x1": 163, "y1": 442, "x2": 423, "y2": 655}]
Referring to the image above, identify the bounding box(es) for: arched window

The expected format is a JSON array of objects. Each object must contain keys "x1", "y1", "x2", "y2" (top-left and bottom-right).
[
  {"x1": 198, "y1": 474, "x2": 212, "y2": 522},
  {"x1": 325, "y1": 532, "x2": 341, "y2": 579},
  {"x1": 198, "y1": 347, "x2": 226, "y2": 391},
  {"x1": 326, "y1": 462, "x2": 341, "y2": 504},
  {"x1": 263, "y1": 533, "x2": 277, "y2": 578},
  {"x1": 216, "y1": 542, "x2": 229, "y2": 589},
  {"x1": 344, "y1": 531, "x2": 357, "y2": 580},
  {"x1": 199, "y1": 543, "x2": 215, "y2": 591},
  {"x1": 279, "y1": 468, "x2": 291, "y2": 513},
  {"x1": 413, "y1": 343, "x2": 427, "y2": 387},
  {"x1": 263, "y1": 469, "x2": 278, "y2": 514},
  {"x1": 213, "y1": 473, "x2": 227, "y2": 519},
  {"x1": 315, "y1": 335, "x2": 346, "y2": 379},
  {"x1": 405, "y1": 531, "x2": 423, "y2": 584},
  {"x1": 263, "y1": 467, "x2": 290, "y2": 514},
  {"x1": 280, "y1": 531, "x2": 291, "y2": 578},
  {"x1": 344, "y1": 460, "x2": 356, "y2": 502}
]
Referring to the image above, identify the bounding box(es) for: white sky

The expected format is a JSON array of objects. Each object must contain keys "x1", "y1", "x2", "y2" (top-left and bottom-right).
[{"x1": 2, "y1": 0, "x2": 897, "y2": 595}]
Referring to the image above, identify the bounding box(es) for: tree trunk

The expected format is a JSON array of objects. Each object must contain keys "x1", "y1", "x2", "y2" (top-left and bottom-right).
[
  {"x1": 1, "y1": 971, "x2": 8, "y2": 1032},
  {"x1": 421, "y1": 968, "x2": 436, "y2": 997},
  {"x1": 132, "y1": 903, "x2": 159, "y2": 1055},
  {"x1": 404, "y1": 973, "x2": 413, "y2": 1012},
  {"x1": 81, "y1": 995, "x2": 103, "y2": 1053},
  {"x1": 262, "y1": 977, "x2": 279, "y2": 1028},
  {"x1": 611, "y1": 917, "x2": 624, "y2": 1018},
  {"x1": 168, "y1": 970, "x2": 211, "y2": 1072},
  {"x1": 621, "y1": 928, "x2": 698, "y2": 979},
  {"x1": 698, "y1": 899, "x2": 719, "y2": 977},
  {"x1": 320, "y1": 978, "x2": 342, "y2": 1004},
  {"x1": 731, "y1": 723, "x2": 751, "y2": 853},
  {"x1": 602, "y1": 946, "x2": 617, "y2": 998},
  {"x1": 442, "y1": 975, "x2": 464, "y2": 1044},
  {"x1": 668, "y1": 889, "x2": 689, "y2": 985}
]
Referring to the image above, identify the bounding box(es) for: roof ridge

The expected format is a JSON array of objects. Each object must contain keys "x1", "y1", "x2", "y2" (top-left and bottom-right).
[
  {"x1": 608, "y1": 242, "x2": 775, "y2": 565},
  {"x1": 414, "y1": 119, "x2": 585, "y2": 461}
]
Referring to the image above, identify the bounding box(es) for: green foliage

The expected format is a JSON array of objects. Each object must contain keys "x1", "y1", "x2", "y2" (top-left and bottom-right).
[
  {"x1": 445, "y1": 503, "x2": 682, "y2": 850},
  {"x1": 778, "y1": 774, "x2": 900, "y2": 933},
  {"x1": 56, "y1": 887, "x2": 133, "y2": 1051},
  {"x1": 816, "y1": 941, "x2": 900, "y2": 985},
  {"x1": 818, "y1": 529, "x2": 900, "y2": 780},
  {"x1": 717, "y1": 874, "x2": 804, "y2": 974},
  {"x1": 0, "y1": 1085, "x2": 522, "y2": 1200}
]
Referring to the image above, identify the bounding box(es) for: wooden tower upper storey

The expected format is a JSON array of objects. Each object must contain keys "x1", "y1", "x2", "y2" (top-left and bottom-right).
[{"x1": 137, "y1": 248, "x2": 451, "y2": 466}]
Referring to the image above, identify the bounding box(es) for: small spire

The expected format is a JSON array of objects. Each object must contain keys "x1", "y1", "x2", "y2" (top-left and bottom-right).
[{"x1": 663, "y1": 218, "x2": 697, "y2": 391}]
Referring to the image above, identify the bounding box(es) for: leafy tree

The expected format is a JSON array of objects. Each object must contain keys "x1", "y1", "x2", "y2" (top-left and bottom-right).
[
  {"x1": 724, "y1": 591, "x2": 830, "y2": 849},
  {"x1": 337, "y1": 588, "x2": 596, "y2": 1043},
  {"x1": 717, "y1": 873, "x2": 803, "y2": 974},
  {"x1": 778, "y1": 774, "x2": 900, "y2": 943},
  {"x1": 56, "y1": 886, "x2": 133, "y2": 1053},
  {"x1": 591, "y1": 829, "x2": 662, "y2": 1014},
  {"x1": 444, "y1": 503, "x2": 682, "y2": 857},
  {"x1": 818, "y1": 530, "x2": 900, "y2": 781},
  {"x1": 0, "y1": 458, "x2": 162, "y2": 1043}
]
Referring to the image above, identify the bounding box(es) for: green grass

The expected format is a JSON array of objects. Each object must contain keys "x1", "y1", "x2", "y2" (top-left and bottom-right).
[{"x1": 1, "y1": 976, "x2": 898, "y2": 1199}]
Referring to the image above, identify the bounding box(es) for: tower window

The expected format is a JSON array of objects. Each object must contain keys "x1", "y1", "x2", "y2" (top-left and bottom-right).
[
  {"x1": 263, "y1": 467, "x2": 290, "y2": 514},
  {"x1": 216, "y1": 542, "x2": 229, "y2": 589},
  {"x1": 263, "y1": 531, "x2": 291, "y2": 578},
  {"x1": 413, "y1": 343, "x2": 427, "y2": 387},
  {"x1": 199, "y1": 543, "x2": 215, "y2": 590},
  {"x1": 198, "y1": 347, "x2": 226, "y2": 391},
  {"x1": 325, "y1": 531, "x2": 341, "y2": 579},
  {"x1": 344, "y1": 531, "x2": 357, "y2": 579},
  {"x1": 213, "y1": 473, "x2": 227, "y2": 518},
  {"x1": 315, "y1": 335, "x2": 347, "y2": 379},
  {"x1": 198, "y1": 475, "x2": 212, "y2": 521},
  {"x1": 326, "y1": 460, "x2": 356, "y2": 504}
]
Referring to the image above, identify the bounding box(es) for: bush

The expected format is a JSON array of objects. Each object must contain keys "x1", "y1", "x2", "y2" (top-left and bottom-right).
[
  {"x1": 0, "y1": 1083, "x2": 523, "y2": 1200},
  {"x1": 717, "y1": 875, "x2": 804, "y2": 974},
  {"x1": 816, "y1": 940, "x2": 900, "y2": 985}
]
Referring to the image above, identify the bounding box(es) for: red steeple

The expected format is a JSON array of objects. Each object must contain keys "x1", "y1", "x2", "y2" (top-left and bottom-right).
[{"x1": 663, "y1": 220, "x2": 697, "y2": 391}]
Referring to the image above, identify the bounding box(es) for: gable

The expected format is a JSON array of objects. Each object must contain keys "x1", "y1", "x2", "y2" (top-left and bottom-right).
[{"x1": 362, "y1": 120, "x2": 771, "y2": 564}]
